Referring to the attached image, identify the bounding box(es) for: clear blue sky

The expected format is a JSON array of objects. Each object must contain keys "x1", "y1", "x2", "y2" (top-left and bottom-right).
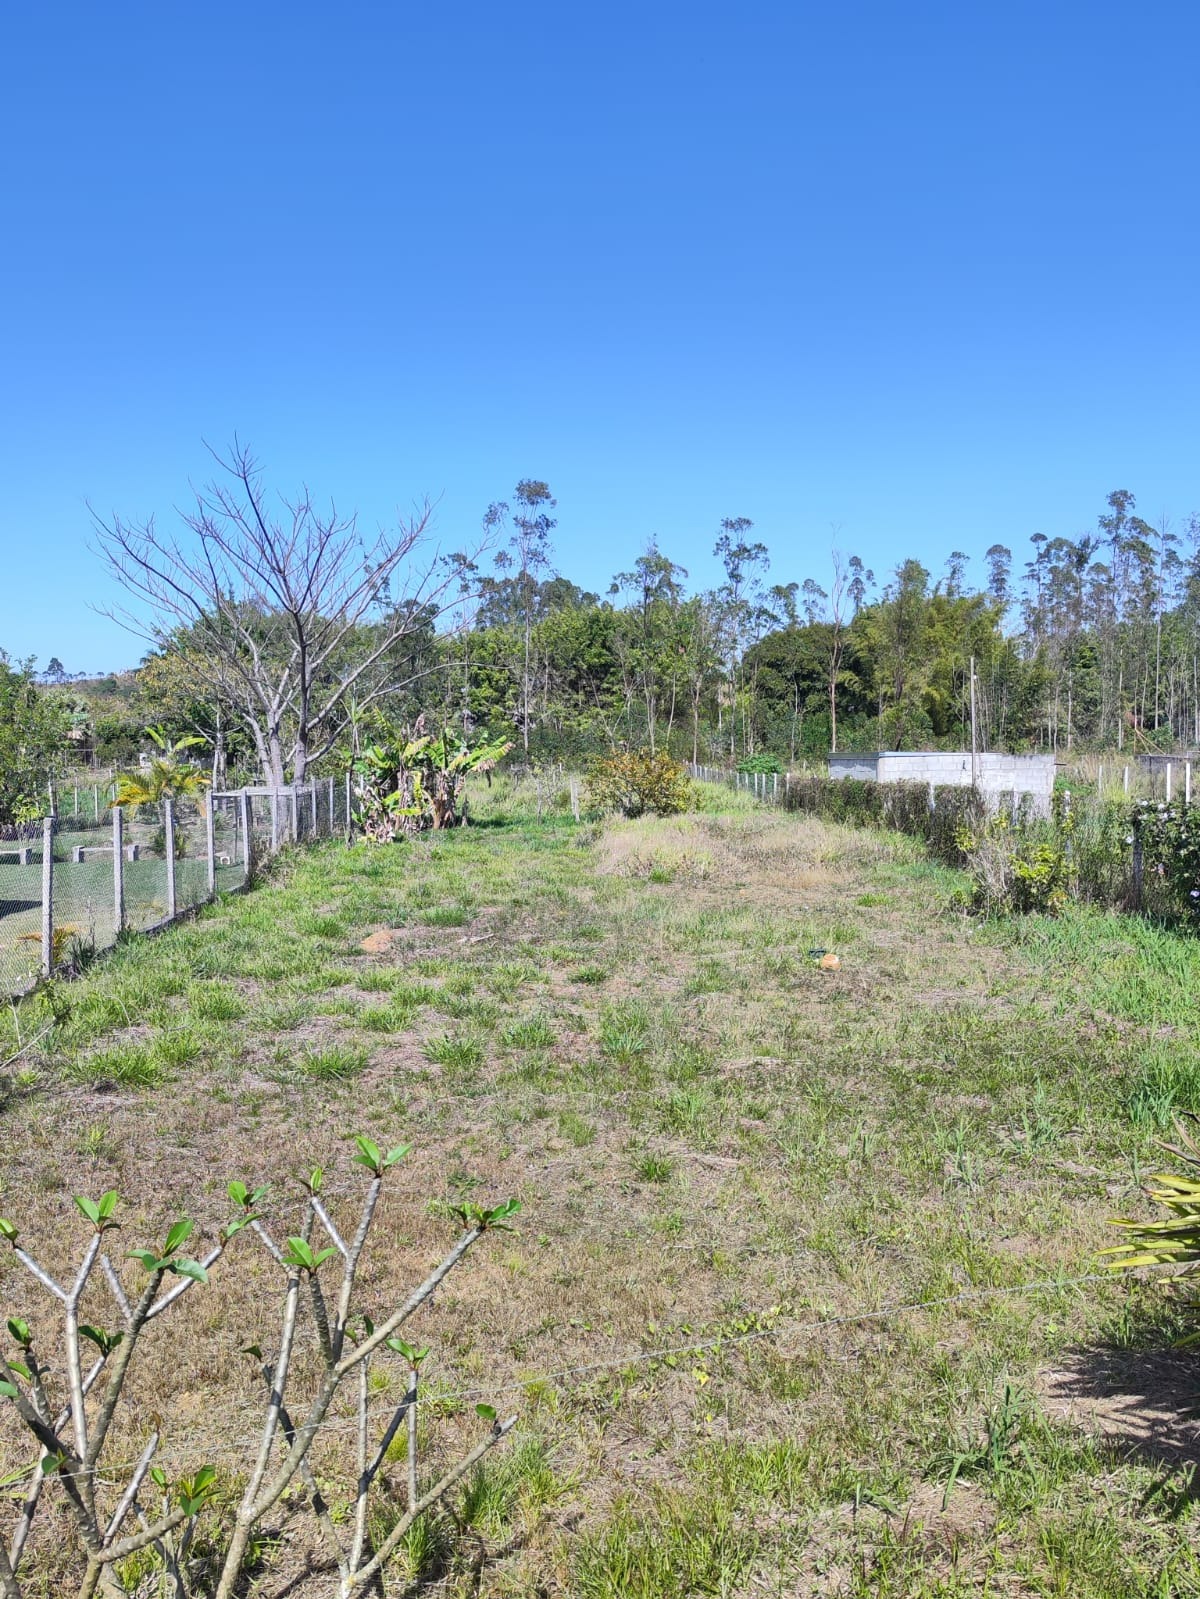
[{"x1": 2, "y1": 1, "x2": 1198, "y2": 671}]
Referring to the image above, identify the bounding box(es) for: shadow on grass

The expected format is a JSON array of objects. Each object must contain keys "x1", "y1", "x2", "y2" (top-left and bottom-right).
[{"x1": 1042, "y1": 1310, "x2": 1200, "y2": 1515}]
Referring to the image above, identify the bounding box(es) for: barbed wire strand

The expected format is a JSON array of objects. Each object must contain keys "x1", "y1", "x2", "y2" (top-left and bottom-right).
[{"x1": 188, "y1": 1268, "x2": 1113, "y2": 1454}]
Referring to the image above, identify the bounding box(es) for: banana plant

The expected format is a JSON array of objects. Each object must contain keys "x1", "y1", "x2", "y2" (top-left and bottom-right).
[{"x1": 353, "y1": 718, "x2": 511, "y2": 838}]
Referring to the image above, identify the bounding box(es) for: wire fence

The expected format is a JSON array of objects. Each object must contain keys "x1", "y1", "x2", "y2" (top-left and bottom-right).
[{"x1": 0, "y1": 778, "x2": 354, "y2": 999}]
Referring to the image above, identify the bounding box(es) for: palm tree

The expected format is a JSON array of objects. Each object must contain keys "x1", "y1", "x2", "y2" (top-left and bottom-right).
[{"x1": 114, "y1": 727, "x2": 211, "y2": 813}]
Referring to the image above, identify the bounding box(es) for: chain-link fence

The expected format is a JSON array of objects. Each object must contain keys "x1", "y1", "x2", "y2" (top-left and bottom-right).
[{"x1": 0, "y1": 779, "x2": 353, "y2": 998}]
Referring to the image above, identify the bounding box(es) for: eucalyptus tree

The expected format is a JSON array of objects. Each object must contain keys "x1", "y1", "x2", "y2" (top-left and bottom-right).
[
  {"x1": 482, "y1": 480, "x2": 558, "y2": 756},
  {"x1": 712, "y1": 519, "x2": 770, "y2": 756}
]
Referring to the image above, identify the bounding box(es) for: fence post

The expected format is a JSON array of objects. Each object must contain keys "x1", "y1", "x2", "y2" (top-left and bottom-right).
[
  {"x1": 239, "y1": 791, "x2": 253, "y2": 877},
  {"x1": 74, "y1": 784, "x2": 79, "y2": 817},
  {"x1": 113, "y1": 805, "x2": 125, "y2": 936},
  {"x1": 1166, "y1": 762, "x2": 1173, "y2": 802},
  {"x1": 93, "y1": 785, "x2": 100, "y2": 822},
  {"x1": 310, "y1": 783, "x2": 318, "y2": 838},
  {"x1": 1123, "y1": 764, "x2": 1130, "y2": 796},
  {"x1": 570, "y1": 776, "x2": 580, "y2": 822},
  {"x1": 164, "y1": 800, "x2": 177, "y2": 921},
  {"x1": 1187, "y1": 761, "x2": 1193, "y2": 806},
  {"x1": 205, "y1": 795, "x2": 216, "y2": 899},
  {"x1": 40, "y1": 816, "x2": 54, "y2": 978},
  {"x1": 345, "y1": 770, "x2": 353, "y2": 840},
  {"x1": 328, "y1": 776, "x2": 335, "y2": 838},
  {"x1": 270, "y1": 791, "x2": 279, "y2": 854}
]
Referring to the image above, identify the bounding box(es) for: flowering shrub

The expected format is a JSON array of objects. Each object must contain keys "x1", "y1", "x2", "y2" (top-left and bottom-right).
[{"x1": 1131, "y1": 800, "x2": 1200, "y2": 921}]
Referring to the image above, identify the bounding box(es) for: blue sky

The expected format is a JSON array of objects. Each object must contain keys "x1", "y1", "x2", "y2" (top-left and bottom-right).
[{"x1": 2, "y1": 1, "x2": 1198, "y2": 671}]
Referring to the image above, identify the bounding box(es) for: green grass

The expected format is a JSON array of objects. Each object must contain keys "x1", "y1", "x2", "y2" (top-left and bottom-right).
[{"x1": 5, "y1": 780, "x2": 1200, "y2": 1596}]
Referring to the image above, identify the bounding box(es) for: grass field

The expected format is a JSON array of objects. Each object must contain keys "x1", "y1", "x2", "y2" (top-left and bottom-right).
[{"x1": 2, "y1": 778, "x2": 1200, "y2": 1595}]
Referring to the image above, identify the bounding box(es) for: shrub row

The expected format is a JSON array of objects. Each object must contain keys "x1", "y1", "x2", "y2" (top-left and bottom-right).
[{"x1": 780, "y1": 776, "x2": 983, "y2": 866}]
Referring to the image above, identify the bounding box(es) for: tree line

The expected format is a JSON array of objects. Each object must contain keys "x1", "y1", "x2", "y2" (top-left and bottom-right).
[{"x1": 7, "y1": 456, "x2": 1200, "y2": 814}]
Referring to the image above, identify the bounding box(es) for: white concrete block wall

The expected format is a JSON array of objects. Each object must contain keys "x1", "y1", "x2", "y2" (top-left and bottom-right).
[{"x1": 826, "y1": 752, "x2": 1055, "y2": 816}]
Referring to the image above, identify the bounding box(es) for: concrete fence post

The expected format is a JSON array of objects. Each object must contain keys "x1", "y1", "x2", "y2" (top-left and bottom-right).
[
  {"x1": 1123, "y1": 765, "x2": 1130, "y2": 796},
  {"x1": 164, "y1": 800, "x2": 177, "y2": 921},
  {"x1": 239, "y1": 791, "x2": 253, "y2": 878},
  {"x1": 40, "y1": 816, "x2": 54, "y2": 978},
  {"x1": 270, "y1": 791, "x2": 279, "y2": 854},
  {"x1": 570, "y1": 776, "x2": 580, "y2": 821},
  {"x1": 345, "y1": 770, "x2": 353, "y2": 840},
  {"x1": 327, "y1": 776, "x2": 335, "y2": 837},
  {"x1": 113, "y1": 805, "x2": 125, "y2": 936},
  {"x1": 205, "y1": 794, "x2": 217, "y2": 899},
  {"x1": 310, "y1": 783, "x2": 318, "y2": 839},
  {"x1": 1187, "y1": 761, "x2": 1193, "y2": 806},
  {"x1": 1166, "y1": 762, "x2": 1173, "y2": 803}
]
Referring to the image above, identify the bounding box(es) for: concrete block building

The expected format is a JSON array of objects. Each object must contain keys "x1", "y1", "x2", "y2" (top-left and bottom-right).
[{"x1": 827, "y1": 751, "x2": 1056, "y2": 817}]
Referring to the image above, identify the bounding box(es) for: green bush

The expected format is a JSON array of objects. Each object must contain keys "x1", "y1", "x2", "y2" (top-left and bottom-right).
[
  {"x1": 1132, "y1": 800, "x2": 1200, "y2": 922},
  {"x1": 736, "y1": 753, "x2": 784, "y2": 775},
  {"x1": 587, "y1": 751, "x2": 692, "y2": 819},
  {"x1": 958, "y1": 813, "x2": 1073, "y2": 915}
]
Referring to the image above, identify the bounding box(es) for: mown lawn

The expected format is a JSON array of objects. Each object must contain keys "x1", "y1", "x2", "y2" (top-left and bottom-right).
[{"x1": 2, "y1": 778, "x2": 1200, "y2": 1596}]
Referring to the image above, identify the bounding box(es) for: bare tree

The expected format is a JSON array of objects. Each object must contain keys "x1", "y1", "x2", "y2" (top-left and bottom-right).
[{"x1": 92, "y1": 443, "x2": 473, "y2": 789}]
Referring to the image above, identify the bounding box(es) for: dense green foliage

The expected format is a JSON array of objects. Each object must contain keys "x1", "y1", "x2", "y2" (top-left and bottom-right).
[
  {"x1": 0, "y1": 654, "x2": 69, "y2": 825},
  {"x1": 1132, "y1": 799, "x2": 1200, "y2": 921}
]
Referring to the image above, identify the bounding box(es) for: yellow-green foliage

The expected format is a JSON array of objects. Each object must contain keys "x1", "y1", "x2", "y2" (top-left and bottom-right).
[{"x1": 587, "y1": 751, "x2": 691, "y2": 819}]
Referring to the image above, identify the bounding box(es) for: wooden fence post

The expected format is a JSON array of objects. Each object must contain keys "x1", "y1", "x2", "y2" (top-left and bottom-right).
[
  {"x1": 206, "y1": 795, "x2": 217, "y2": 898},
  {"x1": 164, "y1": 800, "x2": 177, "y2": 921},
  {"x1": 40, "y1": 816, "x2": 54, "y2": 978},
  {"x1": 113, "y1": 805, "x2": 125, "y2": 936}
]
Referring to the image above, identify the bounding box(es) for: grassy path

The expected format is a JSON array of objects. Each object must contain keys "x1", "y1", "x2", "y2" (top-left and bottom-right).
[{"x1": 2, "y1": 790, "x2": 1199, "y2": 1595}]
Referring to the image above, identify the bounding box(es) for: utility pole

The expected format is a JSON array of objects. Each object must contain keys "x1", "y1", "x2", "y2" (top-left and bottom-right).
[{"x1": 969, "y1": 655, "x2": 979, "y2": 788}]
